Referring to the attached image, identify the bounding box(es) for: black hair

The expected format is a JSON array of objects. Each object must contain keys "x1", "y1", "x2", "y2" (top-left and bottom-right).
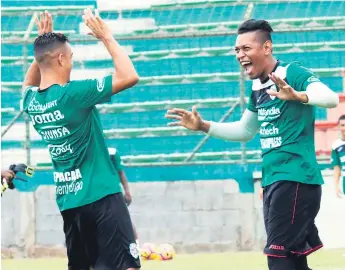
[
  {"x1": 237, "y1": 19, "x2": 273, "y2": 43},
  {"x1": 338, "y1": 114, "x2": 345, "y2": 123},
  {"x1": 34, "y1": 32, "x2": 69, "y2": 63}
]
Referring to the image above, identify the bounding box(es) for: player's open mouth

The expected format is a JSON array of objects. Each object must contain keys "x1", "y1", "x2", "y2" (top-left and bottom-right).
[{"x1": 241, "y1": 61, "x2": 253, "y2": 75}]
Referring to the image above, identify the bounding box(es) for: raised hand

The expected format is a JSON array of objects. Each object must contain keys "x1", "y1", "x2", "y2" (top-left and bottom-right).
[
  {"x1": 35, "y1": 10, "x2": 53, "y2": 35},
  {"x1": 82, "y1": 8, "x2": 112, "y2": 40},
  {"x1": 165, "y1": 106, "x2": 204, "y2": 131},
  {"x1": 267, "y1": 73, "x2": 303, "y2": 102}
]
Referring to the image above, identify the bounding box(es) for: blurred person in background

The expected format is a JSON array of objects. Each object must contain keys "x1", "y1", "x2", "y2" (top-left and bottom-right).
[{"x1": 331, "y1": 114, "x2": 345, "y2": 198}]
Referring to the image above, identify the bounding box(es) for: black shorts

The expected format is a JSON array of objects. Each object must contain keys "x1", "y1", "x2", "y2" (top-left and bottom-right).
[
  {"x1": 61, "y1": 193, "x2": 141, "y2": 270},
  {"x1": 263, "y1": 181, "x2": 323, "y2": 257}
]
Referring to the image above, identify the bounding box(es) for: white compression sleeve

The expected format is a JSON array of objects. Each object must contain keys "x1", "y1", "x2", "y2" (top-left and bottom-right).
[
  {"x1": 207, "y1": 109, "x2": 260, "y2": 142},
  {"x1": 304, "y1": 82, "x2": 339, "y2": 108}
]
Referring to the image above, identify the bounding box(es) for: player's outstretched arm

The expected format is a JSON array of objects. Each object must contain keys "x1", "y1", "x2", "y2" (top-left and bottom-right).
[
  {"x1": 165, "y1": 106, "x2": 260, "y2": 142},
  {"x1": 22, "y1": 11, "x2": 53, "y2": 91},
  {"x1": 83, "y1": 8, "x2": 139, "y2": 95}
]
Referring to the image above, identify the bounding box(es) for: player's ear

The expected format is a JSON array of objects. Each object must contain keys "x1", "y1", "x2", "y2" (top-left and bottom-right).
[
  {"x1": 263, "y1": 40, "x2": 273, "y2": 55},
  {"x1": 58, "y1": 53, "x2": 64, "y2": 66},
  {"x1": 58, "y1": 53, "x2": 66, "y2": 66}
]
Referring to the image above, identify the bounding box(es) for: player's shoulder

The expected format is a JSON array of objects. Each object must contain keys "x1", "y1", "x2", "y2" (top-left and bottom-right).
[
  {"x1": 285, "y1": 61, "x2": 320, "y2": 85},
  {"x1": 332, "y1": 139, "x2": 345, "y2": 151},
  {"x1": 22, "y1": 85, "x2": 38, "y2": 97},
  {"x1": 55, "y1": 79, "x2": 93, "y2": 100},
  {"x1": 63, "y1": 79, "x2": 85, "y2": 89},
  {"x1": 22, "y1": 86, "x2": 39, "y2": 108},
  {"x1": 68, "y1": 77, "x2": 106, "y2": 91},
  {"x1": 285, "y1": 61, "x2": 316, "y2": 77},
  {"x1": 284, "y1": 61, "x2": 307, "y2": 75}
]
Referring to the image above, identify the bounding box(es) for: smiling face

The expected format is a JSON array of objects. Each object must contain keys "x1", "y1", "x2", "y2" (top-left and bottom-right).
[{"x1": 235, "y1": 31, "x2": 273, "y2": 81}]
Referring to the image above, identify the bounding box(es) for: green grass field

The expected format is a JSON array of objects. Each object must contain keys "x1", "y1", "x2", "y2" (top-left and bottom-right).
[{"x1": 2, "y1": 249, "x2": 345, "y2": 270}]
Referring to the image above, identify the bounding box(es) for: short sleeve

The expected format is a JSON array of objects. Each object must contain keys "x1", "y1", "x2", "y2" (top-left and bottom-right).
[
  {"x1": 331, "y1": 148, "x2": 341, "y2": 167},
  {"x1": 66, "y1": 75, "x2": 113, "y2": 108},
  {"x1": 247, "y1": 92, "x2": 258, "y2": 112},
  {"x1": 22, "y1": 86, "x2": 37, "y2": 113},
  {"x1": 286, "y1": 62, "x2": 321, "y2": 92},
  {"x1": 114, "y1": 151, "x2": 124, "y2": 171},
  {"x1": 109, "y1": 148, "x2": 124, "y2": 172}
]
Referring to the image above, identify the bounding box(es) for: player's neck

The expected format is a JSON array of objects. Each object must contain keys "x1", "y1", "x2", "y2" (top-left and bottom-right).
[
  {"x1": 39, "y1": 71, "x2": 69, "y2": 90},
  {"x1": 259, "y1": 58, "x2": 278, "y2": 83},
  {"x1": 341, "y1": 134, "x2": 345, "y2": 141}
]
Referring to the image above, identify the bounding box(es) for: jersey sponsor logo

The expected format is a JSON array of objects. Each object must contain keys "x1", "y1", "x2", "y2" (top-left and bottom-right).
[
  {"x1": 258, "y1": 107, "x2": 280, "y2": 121},
  {"x1": 307, "y1": 76, "x2": 320, "y2": 83},
  {"x1": 48, "y1": 141, "x2": 73, "y2": 158},
  {"x1": 259, "y1": 122, "x2": 282, "y2": 149},
  {"x1": 260, "y1": 137, "x2": 282, "y2": 149},
  {"x1": 29, "y1": 110, "x2": 65, "y2": 126},
  {"x1": 28, "y1": 98, "x2": 57, "y2": 113},
  {"x1": 39, "y1": 126, "x2": 70, "y2": 140},
  {"x1": 340, "y1": 156, "x2": 345, "y2": 163},
  {"x1": 260, "y1": 122, "x2": 279, "y2": 136},
  {"x1": 54, "y1": 168, "x2": 82, "y2": 183},
  {"x1": 269, "y1": 245, "x2": 285, "y2": 251},
  {"x1": 97, "y1": 77, "x2": 105, "y2": 92},
  {"x1": 54, "y1": 169, "x2": 83, "y2": 196},
  {"x1": 56, "y1": 181, "x2": 83, "y2": 196},
  {"x1": 129, "y1": 243, "x2": 140, "y2": 259}
]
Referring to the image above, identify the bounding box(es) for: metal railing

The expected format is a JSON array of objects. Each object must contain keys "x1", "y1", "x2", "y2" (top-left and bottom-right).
[
  {"x1": 2, "y1": 6, "x2": 342, "y2": 170},
  {"x1": 1, "y1": 7, "x2": 252, "y2": 170},
  {"x1": 2, "y1": 11, "x2": 40, "y2": 167}
]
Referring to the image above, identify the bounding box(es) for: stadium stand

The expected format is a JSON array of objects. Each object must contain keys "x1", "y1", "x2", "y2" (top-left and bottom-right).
[{"x1": 1, "y1": 0, "x2": 345, "y2": 190}]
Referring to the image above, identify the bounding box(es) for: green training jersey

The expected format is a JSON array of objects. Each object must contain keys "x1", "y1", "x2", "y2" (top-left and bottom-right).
[
  {"x1": 108, "y1": 147, "x2": 124, "y2": 172},
  {"x1": 331, "y1": 138, "x2": 345, "y2": 192},
  {"x1": 23, "y1": 75, "x2": 122, "y2": 211},
  {"x1": 247, "y1": 61, "x2": 324, "y2": 187}
]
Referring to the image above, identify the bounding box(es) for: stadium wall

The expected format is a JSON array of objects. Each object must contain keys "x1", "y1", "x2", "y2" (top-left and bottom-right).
[{"x1": 1, "y1": 173, "x2": 344, "y2": 258}]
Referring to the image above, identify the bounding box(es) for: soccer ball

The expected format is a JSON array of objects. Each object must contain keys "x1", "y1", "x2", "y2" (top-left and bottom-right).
[
  {"x1": 140, "y1": 243, "x2": 160, "y2": 260},
  {"x1": 140, "y1": 247, "x2": 152, "y2": 260},
  {"x1": 157, "y1": 243, "x2": 176, "y2": 260}
]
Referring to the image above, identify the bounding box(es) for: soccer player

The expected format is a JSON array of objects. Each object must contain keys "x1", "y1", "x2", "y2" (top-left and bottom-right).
[
  {"x1": 165, "y1": 19, "x2": 339, "y2": 270},
  {"x1": 108, "y1": 147, "x2": 139, "y2": 241},
  {"x1": 22, "y1": 9, "x2": 141, "y2": 270},
  {"x1": 331, "y1": 114, "x2": 345, "y2": 198}
]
